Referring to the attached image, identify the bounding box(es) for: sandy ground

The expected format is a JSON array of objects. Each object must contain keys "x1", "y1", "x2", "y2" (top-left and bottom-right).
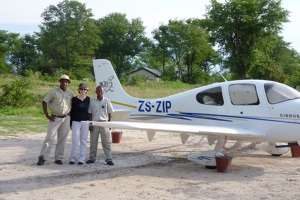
[{"x1": 1, "y1": 130, "x2": 300, "y2": 200}]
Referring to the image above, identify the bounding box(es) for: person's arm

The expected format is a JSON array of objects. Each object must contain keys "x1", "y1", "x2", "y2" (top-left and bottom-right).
[
  {"x1": 88, "y1": 113, "x2": 93, "y2": 121},
  {"x1": 69, "y1": 97, "x2": 74, "y2": 127},
  {"x1": 42, "y1": 101, "x2": 55, "y2": 122},
  {"x1": 107, "y1": 99, "x2": 113, "y2": 122},
  {"x1": 69, "y1": 97, "x2": 74, "y2": 117},
  {"x1": 108, "y1": 113, "x2": 112, "y2": 122},
  {"x1": 88, "y1": 113, "x2": 93, "y2": 132}
]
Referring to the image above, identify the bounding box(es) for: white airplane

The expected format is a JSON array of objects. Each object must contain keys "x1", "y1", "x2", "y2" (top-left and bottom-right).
[{"x1": 87, "y1": 59, "x2": 300, "y2": 168}]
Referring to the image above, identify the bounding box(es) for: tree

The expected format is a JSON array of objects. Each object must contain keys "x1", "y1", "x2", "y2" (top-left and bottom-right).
[
  {"x1": 0, "y1": 30, "x2": 20, "y2": 74},
  {"x1": 153, "y1": 20, "x2": 219, "y2": 83},
  {"x1": 9, "y1": 34, "x2": 41, "y2": 75},
  {"x1": 151, "y1": 27, "x2": 176, "y2": 80},
  {"x1": 37, "y1": 0, "x2": 102, "y2": 78},
  {"x1": 205, "y1": 0, "x2": 289, "y2": 79},
  {"x1": 0, "y1": 78, "x2": 34, "y2": 108},
  {"x1": 95, "y1": 12, "x2": 150, "y2": 78},
  {"x1": 249, "y1": 35, "x2": 300, "y2": 85}
]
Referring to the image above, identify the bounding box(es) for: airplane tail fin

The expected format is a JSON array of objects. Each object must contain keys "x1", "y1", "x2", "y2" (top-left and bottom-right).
[{"x1": 92, "y1": 59, "x2": 136, "y2": 110}]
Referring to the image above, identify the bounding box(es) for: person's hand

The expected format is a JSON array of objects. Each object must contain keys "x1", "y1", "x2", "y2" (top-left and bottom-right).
[
  {"x1": 89, "y1": 126, "x2": 94, "y2": 132},
  {"x1": 47, "y1": 115, "x2": 56, "y2": 122}
]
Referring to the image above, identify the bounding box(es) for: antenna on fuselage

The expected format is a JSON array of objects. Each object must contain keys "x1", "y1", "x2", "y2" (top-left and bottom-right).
[
  {"x1": 211, "y1": 64, "x2": 227, "y2": 82},
  {"x1": 218, "y1": 71, "x2": 227, "y2": 82}
]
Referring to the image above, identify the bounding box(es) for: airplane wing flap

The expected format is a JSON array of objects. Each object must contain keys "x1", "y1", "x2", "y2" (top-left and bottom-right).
[
  {"x1": 111, "y1": 109, "x2": 131, "y2": 121},
  {"x1": 88, "y1": 121, "x2": 264, "y2": 140}
]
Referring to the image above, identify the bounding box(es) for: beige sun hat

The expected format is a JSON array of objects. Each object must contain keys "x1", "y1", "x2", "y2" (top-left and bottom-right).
[{"x1": 58, "y1": 74, "x2": 71, "y2": 83}]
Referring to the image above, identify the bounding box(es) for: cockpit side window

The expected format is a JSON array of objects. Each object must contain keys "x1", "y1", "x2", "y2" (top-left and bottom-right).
[
  {"x1": 196, "y1": 86, "x2": 224, "y2": 106},
  {"x1": 229, "y1": 84, "x2": 259, "y2": 105},
  {"x1": 265, "y1": 83, "x2": 300, "y2": 104}
]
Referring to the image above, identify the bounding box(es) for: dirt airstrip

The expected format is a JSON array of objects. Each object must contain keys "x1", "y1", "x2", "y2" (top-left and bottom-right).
[{"x1": 1, "y1": 130, "x2": 300, "y2": 200}]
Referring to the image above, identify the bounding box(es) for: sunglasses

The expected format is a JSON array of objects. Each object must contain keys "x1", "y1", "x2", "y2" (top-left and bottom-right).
[{"x1": 79, "y1": 88, "x2": 88, "y2": 91}]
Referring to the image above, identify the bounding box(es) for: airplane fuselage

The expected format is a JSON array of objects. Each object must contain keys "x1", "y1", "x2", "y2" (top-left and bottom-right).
[
  {"x1": 113, "y1": 80, "x2": 300, "y2": 143},
  {"x1": 93, "y1": 59, "x2": 300, "y2": 144}
]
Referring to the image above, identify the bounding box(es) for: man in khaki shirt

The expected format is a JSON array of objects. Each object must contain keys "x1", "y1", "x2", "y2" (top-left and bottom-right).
[{"x1": 37, "y1": 75, "x2": 74, "y2": 165}]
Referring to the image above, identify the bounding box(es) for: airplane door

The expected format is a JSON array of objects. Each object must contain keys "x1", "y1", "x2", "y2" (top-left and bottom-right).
[{"x1": 224, "y1": 83, "x2": 269, "y2": 121}]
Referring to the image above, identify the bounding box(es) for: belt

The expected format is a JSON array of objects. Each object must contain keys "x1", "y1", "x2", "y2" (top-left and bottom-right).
[{"x1": 51, "y1": 115, "x2": 68, "y2": 118}]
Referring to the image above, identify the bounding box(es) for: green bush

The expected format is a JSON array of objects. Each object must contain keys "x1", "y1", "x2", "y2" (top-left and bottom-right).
[
  {"x1": 127, "y1": 75, "x2": 148, "y2": 86},
  {"x1": 0, "y1": 78, "x2": 34, "y2": 108}
]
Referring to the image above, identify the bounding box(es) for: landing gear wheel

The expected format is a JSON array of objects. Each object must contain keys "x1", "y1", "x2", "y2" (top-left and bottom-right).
[
  {"x1": 271, "y1": 154, "x2": 282, "y2": 156},
  {"x1": 205, "y1": 165, "x2": 217, "y2": 169}
]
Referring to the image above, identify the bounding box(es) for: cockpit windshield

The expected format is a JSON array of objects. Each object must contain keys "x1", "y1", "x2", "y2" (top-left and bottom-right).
[{"x1": 264, "y1": 83, "x2": 300, "y2": 104}]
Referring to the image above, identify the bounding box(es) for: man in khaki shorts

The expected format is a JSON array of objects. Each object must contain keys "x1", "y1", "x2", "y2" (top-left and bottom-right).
[{"x1": 37, "y1": 75, "x2": 74, "y2": 165}]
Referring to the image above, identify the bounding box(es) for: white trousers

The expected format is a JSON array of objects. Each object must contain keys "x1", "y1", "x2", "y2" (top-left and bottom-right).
[{"x1": 69, "y1": 121, "x2": 89, "y2": 163}]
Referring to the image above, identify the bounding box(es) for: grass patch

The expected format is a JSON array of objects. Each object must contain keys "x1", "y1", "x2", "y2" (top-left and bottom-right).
[
  {"x1": 0, "y1": 116, "x2": 47, "y2": 135},
  {"x1": 0, "y1": 108, "x2": 46, "y2": 135},
  {"x1": 0, "y1": 107, "x2": 44, "y2": 116},
  {"x1": 124, "y1": 81, "x2": 199, "y2": 98}
]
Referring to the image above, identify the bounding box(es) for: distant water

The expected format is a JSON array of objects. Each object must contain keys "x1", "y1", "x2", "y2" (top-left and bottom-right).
[{"x1": 0, "y1": 23, "x2": 39, "y2": 35}]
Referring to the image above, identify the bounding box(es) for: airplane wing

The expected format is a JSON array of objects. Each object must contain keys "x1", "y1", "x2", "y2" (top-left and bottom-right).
[
  {"x1": 110, "y1": 109, "x2": 131, "y2": 121},
  {"x1": 88, "y1": 121, "x2": 265, "y2": 140}
]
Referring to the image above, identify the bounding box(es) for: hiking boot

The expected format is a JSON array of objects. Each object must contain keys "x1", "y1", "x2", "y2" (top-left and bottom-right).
[
  {"x1": 107, "y1": 161, "x2": 114, "y2": 165},
  {"x1": 86, "y1": 159, "x2": 95, "y2": 164},
  {"x1": 55, "y1": 160, "x2": 63, "y2": 165},
  {"x1": 37, "y1": 156, "x2": 45, "y2": 166}
]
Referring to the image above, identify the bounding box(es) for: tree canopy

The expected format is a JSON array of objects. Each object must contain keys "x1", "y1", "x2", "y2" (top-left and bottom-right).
[
  {"x1": 0, "y1": 30, "x2": 20, "y2": 74},
  {"x1": 205, "y1": 0, "x2": 290, "y2": 79},
  {"x1": 95, "y1": 12, "x2": 150, "y2": 78},
  {"x1": 37, "y1": 0, "x2": 102, "y2": 78},
  {"x1": 152, "y1": 20, "x2": 219, "y2": 83}
]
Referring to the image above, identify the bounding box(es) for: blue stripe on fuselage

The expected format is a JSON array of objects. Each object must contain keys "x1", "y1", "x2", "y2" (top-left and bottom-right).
[{"x1": 130, "y1": 112, "x2": 300, "y2": 125}]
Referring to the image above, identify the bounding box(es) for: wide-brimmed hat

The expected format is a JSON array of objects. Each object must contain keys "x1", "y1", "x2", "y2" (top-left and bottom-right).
[{"x1": 58, "y1": 74, "x2": 71, "y2": 83}]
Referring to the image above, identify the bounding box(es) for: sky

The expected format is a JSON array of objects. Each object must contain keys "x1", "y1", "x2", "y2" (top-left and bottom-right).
[{"x1": 0, "y1": 0, "x2": 300, "y2": 52}]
